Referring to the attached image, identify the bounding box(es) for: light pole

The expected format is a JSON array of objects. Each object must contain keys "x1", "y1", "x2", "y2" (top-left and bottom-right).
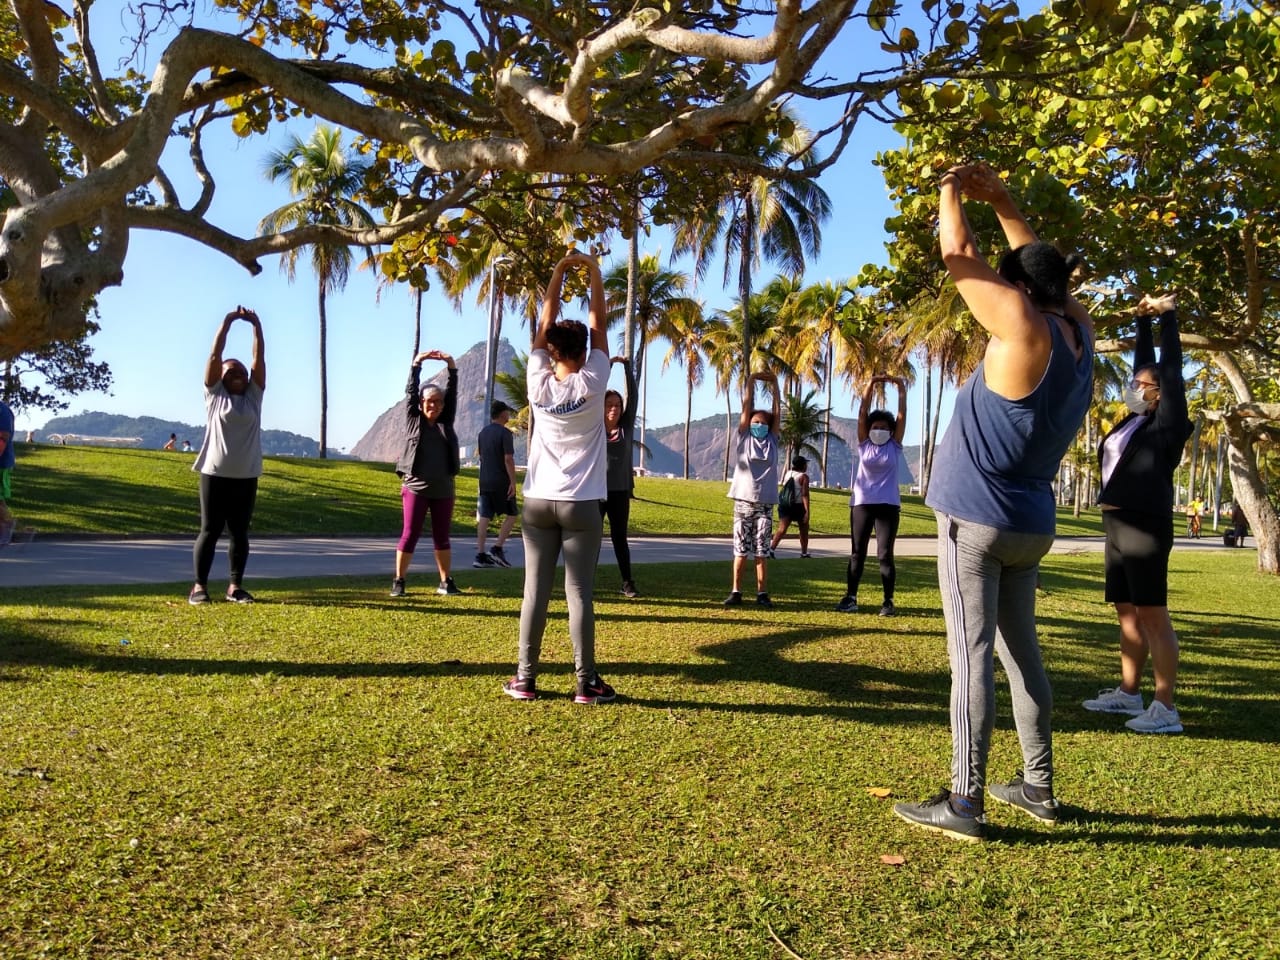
[{"x1": 482, "y1": 256, "x2": 514, "y2": 421}]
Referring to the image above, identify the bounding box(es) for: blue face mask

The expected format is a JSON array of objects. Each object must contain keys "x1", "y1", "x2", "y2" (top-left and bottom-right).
[{"x1": 750, "y1": 423, "x2": 769, "y2": 440}]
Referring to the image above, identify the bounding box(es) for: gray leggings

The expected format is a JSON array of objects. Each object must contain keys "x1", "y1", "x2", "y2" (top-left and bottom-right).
[
  {"x1": 936, "y1": 513, "x2": 1055, "y2": 797},
  {"x1": 517, "y1": 497, "x2": 604, "y2": 683}
]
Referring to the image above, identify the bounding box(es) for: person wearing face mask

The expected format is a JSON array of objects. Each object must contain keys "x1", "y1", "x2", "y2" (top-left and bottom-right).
[
  {"x1": 837, "y1": 375, "x2": 908, "y2": 616},
  {"x1": 893, "y1": 164, "x2": 1094, "y2": 843},
  {"x1": 189, "y1": 306, "x2": 266, "y2": 605},
  {"x1": 390, "y1": 348, "x2": 460, "y2": 598},
  {"x1": 1083, "y1": 293, "x2": 1193, "y2": 734},
  {"x1": 724, "y1": 370, "x2": 782, "y2": 608}
]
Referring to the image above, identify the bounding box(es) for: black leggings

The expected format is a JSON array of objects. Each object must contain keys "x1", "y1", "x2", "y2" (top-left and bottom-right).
[
  {"x1": 194, "y1": 474, "x2": 258, "y2": 586},
  {"x1": 600, "y1": 489, "x2": 633, "y2": 581},
  {"x1": 848, "y1": 503, "x2": 901, "y2": 602}
]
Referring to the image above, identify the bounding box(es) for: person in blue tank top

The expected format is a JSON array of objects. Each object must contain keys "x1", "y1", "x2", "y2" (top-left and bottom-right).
[{"x1": 893, "y1": 164, "x2": 1095, "y2": 843}]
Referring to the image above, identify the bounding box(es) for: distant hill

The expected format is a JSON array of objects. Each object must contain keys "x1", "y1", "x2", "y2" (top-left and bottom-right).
[{"x1": 39, "y1": 411, "x2": 346, "y2": 458}]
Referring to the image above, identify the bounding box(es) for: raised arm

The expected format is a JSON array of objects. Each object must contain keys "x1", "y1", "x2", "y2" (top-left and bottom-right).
[
  {"x1": 762, "y1": 371, "x2": 781, "y2": 435},
  {"x1": 856, "y1": 377, "x2": 878, "y2": 443},
  {"x1": 244, "y1": 308, "x2": 266, "y2": 391},
  {"x1": 1139, "y1": 293, "x2": 1187, "y2": 427},
  {"x1": 583, "y1": 255, "x2": 608, "y2": 354},
  {"x1": 613, "y1": 356, "x2": 639, "y2": 427},
  {"x1": 533, "y1": 258, "x2": 571, "y2": 352},
  {"x1": 205, "y1": 309, "x2": 239, "y2": 387},
  {"x1": 738, "y1": 370, "x2": 757, "y2": 433},
  {"x1": 892, "y1": 376, "x2": 908, "y2": 444}
]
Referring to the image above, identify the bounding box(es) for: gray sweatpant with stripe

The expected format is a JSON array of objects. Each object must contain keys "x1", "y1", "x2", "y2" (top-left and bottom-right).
[
  {"x1": 517, "y1": 497, "x2": 604, "y2": 683},
  {"x1": 936, "y1": 513, "x2": 1056, "y2": 797}
]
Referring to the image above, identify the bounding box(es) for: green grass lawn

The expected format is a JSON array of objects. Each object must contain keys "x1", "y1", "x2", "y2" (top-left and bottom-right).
[
  {"x1": 2, "y1": 551, "x2": 1276, "y2": 958},
  {"x1": 10, "y1": 443, "x2": 1113, "y2": 538}
]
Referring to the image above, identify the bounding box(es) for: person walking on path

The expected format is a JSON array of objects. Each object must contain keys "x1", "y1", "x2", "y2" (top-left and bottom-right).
[
  {"x1": 602, "y1": 356, "x2": 640, "y2": 597},
  {"x1": 1083, "y1": 292, "x2": 1193, "y2": 735},
  {"x1": 504, "y1": 252, "x2": 616, "y2": 705},
  {"x1": 390, "y1": 349, "x2": 461, "y2": 597},
  {"x1": 1185, "y1": 496, "x2": 1204, "y2": 539},
  {"x1": 724, "y1": 370, "x2": 782, "y2": 609},
  {"x1": 770, "y1": 455, "x2": 811, "y2": 558},
  {"x1": 838, "y1": 375, "x2": 908, "y2": 616},
  {"x1": 893, "y1": 164, "x2": 1095, "y2": 842},
  {"x1": 474, "y1": 400, "x2": 519, "y2": 569},
  {"x1": 189, "y1": 306, "x2": 267, "y2": 604},
  {"x1": 0, "y1": 399, "x2": 17, "y2": 547}
]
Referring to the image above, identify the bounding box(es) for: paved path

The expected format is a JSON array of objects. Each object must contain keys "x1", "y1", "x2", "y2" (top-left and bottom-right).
[{"x1": 0, "y1": 533, "x2": 1236, "y2": 588}]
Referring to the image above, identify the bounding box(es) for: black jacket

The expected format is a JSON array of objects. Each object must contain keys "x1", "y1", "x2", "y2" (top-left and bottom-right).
[
  {"x1": 1097, "y1": 310, "x2": 1193, "y2": 516},
  {"x1": 394, "y1": 364, "x2": 460, "y2": 480}
]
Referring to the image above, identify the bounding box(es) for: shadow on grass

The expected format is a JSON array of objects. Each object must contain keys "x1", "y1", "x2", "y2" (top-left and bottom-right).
[{"x1": 992, "y1": 809, "x2": 1280, "y2": 850}]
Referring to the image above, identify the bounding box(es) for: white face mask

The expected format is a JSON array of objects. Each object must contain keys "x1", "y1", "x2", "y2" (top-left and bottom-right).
[
  {"x1": 869, "y1": 429, "x2": 892, "y2": 446},
  {"x1": 1122, "y1": 385, "x2": 1153, "y2": 416}
]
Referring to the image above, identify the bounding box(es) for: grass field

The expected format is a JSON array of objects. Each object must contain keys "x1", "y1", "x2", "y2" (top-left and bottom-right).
[
  {"x1": 8, "y1": 442, "x2": 1116, "y2": 539},
  {"x1": 2, "y1": 549, "x2": 1277, "y2": 959}
]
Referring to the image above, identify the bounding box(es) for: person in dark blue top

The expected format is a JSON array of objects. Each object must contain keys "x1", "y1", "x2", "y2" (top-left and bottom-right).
[
  {"x1": 894, "y1": 164, "x2": 1095, "y2": 843},
  {"x1": 1083, "y1": 293, "x2": 1193, "y2": 734}
]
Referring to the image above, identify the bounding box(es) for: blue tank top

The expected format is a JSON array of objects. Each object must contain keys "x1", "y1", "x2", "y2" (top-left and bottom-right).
[{"x1": 925, "y1": 315, "x2": 1093, "y2": 535}]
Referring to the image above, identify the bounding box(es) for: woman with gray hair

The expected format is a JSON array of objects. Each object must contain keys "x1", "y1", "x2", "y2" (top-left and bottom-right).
[{"x1": 390, "y1": 349, "x2": 460, "y2": 597}]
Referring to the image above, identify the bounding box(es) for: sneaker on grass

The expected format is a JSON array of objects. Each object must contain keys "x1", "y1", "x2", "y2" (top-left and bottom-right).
[
  {"x1": 893, "y1": 788, "x2": 986, "y2": 842},
  {"x1": 437, "y1": 577, "x2": 461, "y2": 595},
  {"x1": 723, "y1": 591, "x2": 743, "y2": 607},
  {"x1": 389, "y1": 578, "x2": 406, "y2": 598},
  {"x1": 574, "y1": 674, "x2": 616, "y2": 704},
  {"x1": 503, "y1": 676, "x2": 537, "y2": 701},
  {"x1": 879, "y1": 600, "x2": 896, "y2": 617},
  {"x1": 473, "y1": 552, "x2": 497, "y2": 568},
  {"x1": 987, "y1": 772, "x2": 1060, "y2": 823},
  {"x1": 188, "y1": 585, "x2": 210, "y2": 605},
  {"x1": 620, "y1": 580, "x2": 640, "y2": 599},
  {"x1": 834, "y1": 595, "x2": 858, "y2": 613},
  {"x1": 1125, "y1": 700, "x2": 1183, "y2": 734},
  {"x1": 226, "y1": 587, "x2": 255, "y2": 604},
  {"x1": 489, "y1": 545, "x2": 512, "y2": 567},
  {"x1": 755, "y1": 592, "x2": 774, "y2": 609},
  {"x1": 1082, "y1": 685, "x2": 1145, "y2": 715}
]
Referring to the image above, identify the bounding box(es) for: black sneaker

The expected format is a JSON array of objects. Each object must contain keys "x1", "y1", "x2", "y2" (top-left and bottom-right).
[
  {"x1": 756, "y1": 592, "x2": 774, "y2": 609},
  {"x1": 574, "y1": 674, "x2": 616, "y2": 704},
  {"x1": 835, "y1": 595, "x2": 858, "y2": 613},
  {"x1": 437, "y1": 577, "x2": 461, "y2": 595},
  {"x1": 879, "y1": 600, "x2": 896, "y2": 617},
  {"x1": 893, "y1": 788, "x2": 986, "y2": 842},
  {"x1": 473, "y1": 552, "x2": 497, "y2": 568},
  {"x1": 226, "y1": 587, "x2": 255, "y2": 604},
  {"x1": 723, "y1": 591, "x2": 743, "y2": 607},
  {"x1": 987, "y1": 772, "x2": 1060, "y2": 823},
  {"x1": 621, "y1": 580, "x2": 640, "y2": 599},
  {"x1": 389, "y1": 578, "x2": 406, "y2": 598},
  {"x1": 188, "y1": 585, "x2": 210, "y2": 605},
  {"x1": 502, "y1": 676, "x2": 537, "y2": 700},
  {"x1": 489, "y1": 545, "x2": 512, "y2": 568}
]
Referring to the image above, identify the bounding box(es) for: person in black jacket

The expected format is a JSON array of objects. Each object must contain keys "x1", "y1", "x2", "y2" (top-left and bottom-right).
[
  {"x1": 1083, "y1": 293, "x2": 1193, "y2": 734},
  {"x1": 390, "y1": 349, "x2": 461, "y2": 597}
]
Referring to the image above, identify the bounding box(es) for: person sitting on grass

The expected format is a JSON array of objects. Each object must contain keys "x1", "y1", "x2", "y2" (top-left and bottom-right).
[{"x1": 724, "y1": 369, "x2": 782, "y2": 609}]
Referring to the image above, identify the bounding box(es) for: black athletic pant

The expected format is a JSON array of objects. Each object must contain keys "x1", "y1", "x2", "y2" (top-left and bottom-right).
[
  {"x1": 600, "y1": 489, "x2": 633, "y2": 582},
  {"x1": 194, "y1": 474, "x2": 258, "y2": 586},
  {"x1": 848, "y1": 503, "x2": 901, "y2": 603}
]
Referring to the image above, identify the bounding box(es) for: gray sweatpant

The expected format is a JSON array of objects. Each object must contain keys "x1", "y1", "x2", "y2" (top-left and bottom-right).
[
  {"x1": 935, "y1": 513, "x2": 1056, "y2": 798},
  {"x1": 517, "y1": 497, "x2": 604, "y2": 683}
]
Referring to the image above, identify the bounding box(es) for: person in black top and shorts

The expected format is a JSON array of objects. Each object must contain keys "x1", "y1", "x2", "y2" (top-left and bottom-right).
[{"x1": 475, "y1": 400, "x2": 519, "y2": 568}]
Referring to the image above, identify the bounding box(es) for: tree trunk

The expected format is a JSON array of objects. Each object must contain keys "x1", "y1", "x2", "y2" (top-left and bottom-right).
[
  {"x1": 739, "y1": 192, "x2": 756, "y2": 371},
  {"x1": 412, "y1": 286, "x2": 423, "y2": 354},
  {"x1": 318, "y1": 279, "x2": 329, "y2": 459},
  {"x1": 822, "y1": 336, "x2": 832, "y2": 487},
  {"x1": 683, "y1": 374, "x2": 692, "y2": 480},
  {"x1": 923, "y1": 365, "x2": 945, "y2": 497},
  {"x1": 1186, "y1": 415, "x2": 1203, "y2": 502},
  {"x1": 1223, "y1": 413, "x2": 1279, "y2": 573},
  {"x1": 723, "y1": 392, "x2": 732, "y2": 482},
  {"x1": 624, "y1": 202, "x2": 639, "y2": 361}
]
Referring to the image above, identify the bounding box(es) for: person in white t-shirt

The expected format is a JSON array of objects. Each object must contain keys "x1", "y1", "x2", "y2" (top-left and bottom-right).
[
  {"x1": 189, "y1": 306, "x2": 265, "y2": 605},
  {"x1": 503, "y1": 252, "x2": 616, "y2": 705}
]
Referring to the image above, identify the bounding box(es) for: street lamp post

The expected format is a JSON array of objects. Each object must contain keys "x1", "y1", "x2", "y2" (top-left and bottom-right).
[{"x1": 482, "y1": 256, "x2": 514, "y2": 421}]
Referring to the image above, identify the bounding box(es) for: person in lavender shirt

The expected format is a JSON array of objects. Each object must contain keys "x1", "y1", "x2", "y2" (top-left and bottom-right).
[{"x1": 837, "y1": 375, "x2": 909, "y2": 617}]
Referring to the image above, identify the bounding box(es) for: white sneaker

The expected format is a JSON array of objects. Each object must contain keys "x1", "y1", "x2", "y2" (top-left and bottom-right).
[
  {"x1": 1082, "y1": 685, "x2": 1145, "y2": 716},
  {"x1": 1125, "y1": 701, "x2": 1183, "y2": 734}
]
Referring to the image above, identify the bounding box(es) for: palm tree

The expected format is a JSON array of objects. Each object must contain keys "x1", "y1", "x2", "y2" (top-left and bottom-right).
[
  {"x1": 259, "y1": 125, "x2": 375, "y2": 458},
  {"x1": 493, "y1": 352, "x2": 531, "y2": 432},
  {"x1": 778, "y1": 389, "x2": 835, "y2": 472},
  {"x1": 655, "y1": 300, "x2": 708, "y2": 479},
  {"x1": 673, "y1": 109, "x2": 831, "y2": 367}
]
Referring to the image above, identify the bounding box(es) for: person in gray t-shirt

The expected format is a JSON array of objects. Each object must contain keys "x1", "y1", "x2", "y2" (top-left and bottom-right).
[{"x1": 189, "y1": 306, "x2": 265, "y2": 606}]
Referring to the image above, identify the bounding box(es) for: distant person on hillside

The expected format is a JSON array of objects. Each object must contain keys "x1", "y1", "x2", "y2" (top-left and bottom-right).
[
  {"x1": 182, "y1": 439, "x2": 193, "y2": 453},
  {"x1": 504, "y1": 252, "x2": 615, "y2": 705},
  {"x1": 189, "y1": 306, "x2": 266, "y2": 604},
  {"x1": 724, "y1": 369, "x2": 782, "y2": 609},
  {"x1": 1084, "y1": 292, "x2": 1193, "y2": 735},
  {"x1": 390, "y1": 349, "x2": 460, "y2": 598},
  {"x1": 892, "y1": 164, "x2": 1094, "y2": 843},
  {"x1": 474, "y1": 400, "x2": 519, "y2": 569},
  {"x1": 0, "y1": 399, "x2": 16, "y2": 547},
  {"x1": 602, "y1": 356, "x2": 640, "y2": 597},
  {"x1": 838, "y1": 375, "x2": 908, "y2": 617},
  {"x1": 163, "y1": 433, "x2": 177, "y2": 451},
  {"x1": 770, "y1": 455, "x2": 811, "y2": 558}
]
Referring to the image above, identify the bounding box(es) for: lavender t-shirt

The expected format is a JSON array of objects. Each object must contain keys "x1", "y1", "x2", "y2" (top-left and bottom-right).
[{"x1": 850, "y1": 438, "x2": 902, "y2": 507}]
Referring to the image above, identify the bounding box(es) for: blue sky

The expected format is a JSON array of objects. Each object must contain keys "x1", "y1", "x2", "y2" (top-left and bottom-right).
[{"x1": 14, "y1": 10, "x2": 953, "y2": 459}]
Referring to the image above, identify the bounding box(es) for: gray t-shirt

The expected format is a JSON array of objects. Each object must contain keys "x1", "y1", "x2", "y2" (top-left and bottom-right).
[
  {"x1": 193, "y1": 381, "x2": 263, "y2": 479},
  {"x1": 477, "y1": 422, "x2": 515, "y2": 492},
  {"x1": 726, "y1": 428, "x2": 779, "y2": 505}
]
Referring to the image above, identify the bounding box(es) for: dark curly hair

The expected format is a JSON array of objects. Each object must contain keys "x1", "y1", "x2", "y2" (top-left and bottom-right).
[
  {"x1": 545, "y1": 320, "x2": 588, "y2": 364},
  {"x1": 997, "y1": 242, "x2": 1082, "y2": 310}
]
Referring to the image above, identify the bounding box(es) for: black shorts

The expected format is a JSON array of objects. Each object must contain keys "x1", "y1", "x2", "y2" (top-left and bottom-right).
[
  {"x1": 1102, "y1": 508, "x2": 1174, "y2": 607},
  {"x1": 477, "y1": 489, "x2": 518, "y2": 519},
  {"x1": 778, "y1": 504, "x2": 807, "y2": 523}
]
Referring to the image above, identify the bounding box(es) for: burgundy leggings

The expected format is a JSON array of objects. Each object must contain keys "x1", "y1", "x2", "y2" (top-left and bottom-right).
[{"x1": 398, "y1": 487, "x2": 454, "y2": 553}]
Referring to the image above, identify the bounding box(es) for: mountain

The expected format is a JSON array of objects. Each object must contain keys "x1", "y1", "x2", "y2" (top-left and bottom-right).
[
  {"x1": 350, "y1": 339, "x2": 528, "y2": 464},
  {"x1": 39, "y1": 411, "x2": 345, "y2": 458}
]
